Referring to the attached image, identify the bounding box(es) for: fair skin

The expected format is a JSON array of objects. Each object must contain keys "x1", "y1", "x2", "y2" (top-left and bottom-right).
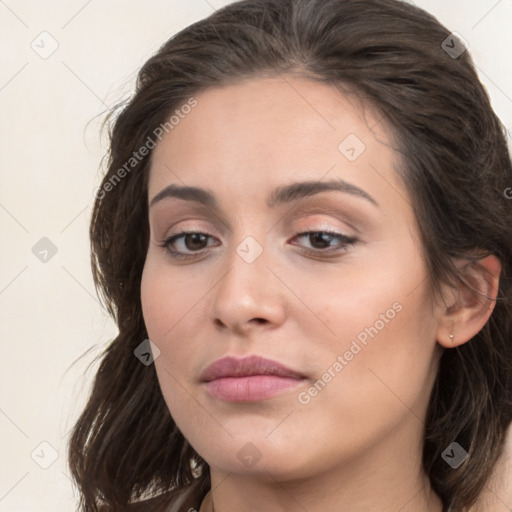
[{"x1": 140, "y1": 76, "x2": 500, "y2": 512}]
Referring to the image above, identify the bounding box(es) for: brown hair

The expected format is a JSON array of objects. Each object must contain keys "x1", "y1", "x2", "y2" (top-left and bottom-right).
[{"x1": 68, "y1": 0, "x2": 512, "y2": 510}]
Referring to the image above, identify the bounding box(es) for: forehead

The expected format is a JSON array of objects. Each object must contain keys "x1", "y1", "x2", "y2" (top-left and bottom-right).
[{"x1": 148, "y1": 76, "x2": 404, "y2": 212}]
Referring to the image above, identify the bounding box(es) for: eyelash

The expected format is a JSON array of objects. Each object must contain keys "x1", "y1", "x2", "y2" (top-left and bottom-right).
[{"x1": 158, "y1": 230, "x2": 358, "y2": 260}]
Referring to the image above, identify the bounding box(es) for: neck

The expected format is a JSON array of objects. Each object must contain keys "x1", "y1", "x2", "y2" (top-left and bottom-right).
[
  {"x1": 207, "y1": 467, "x2": 442, "y2": 512},
  {"x1": 204, "y1": 426, "x2": 443, "y2": 512}
]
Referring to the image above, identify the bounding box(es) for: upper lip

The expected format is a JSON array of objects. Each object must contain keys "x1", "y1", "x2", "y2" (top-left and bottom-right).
[{"x1": 200, "y1": 355, "x2": 306, "y2": 382}]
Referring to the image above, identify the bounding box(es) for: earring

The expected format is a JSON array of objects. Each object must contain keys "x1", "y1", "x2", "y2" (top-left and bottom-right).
[{"x1": 449, "y1": 333, "x2": 454, "y2": 343}]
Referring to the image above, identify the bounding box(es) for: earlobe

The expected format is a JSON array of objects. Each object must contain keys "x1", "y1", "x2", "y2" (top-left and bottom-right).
[{"x1": 436, "y1": 254, "x2": 501, "y2": 348}]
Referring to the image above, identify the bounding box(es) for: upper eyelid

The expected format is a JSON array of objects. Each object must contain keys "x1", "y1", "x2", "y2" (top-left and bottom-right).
[
  {"x1": 162, "y1": 225, "x2": 353, "y2": 242},
  {"x1": 156, "y1": 209, "x2": 359, "y2": 237},
  {"x1": 150, "y1": 200, "x2": 367, "y2": 237}
]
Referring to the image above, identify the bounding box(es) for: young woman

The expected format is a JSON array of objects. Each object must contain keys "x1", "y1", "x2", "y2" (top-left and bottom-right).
[{"x1": 68, "y1": 1, "x2": 512, "y2": 511}]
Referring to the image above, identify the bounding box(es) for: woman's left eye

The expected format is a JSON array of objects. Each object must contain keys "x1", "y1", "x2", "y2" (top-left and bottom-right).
[
  {"x1": 290, "y1": 230, "x2": 358, "y2": 254},
  {"x1": 158, "y1": 230, "x2": 358, "y2": 260}
]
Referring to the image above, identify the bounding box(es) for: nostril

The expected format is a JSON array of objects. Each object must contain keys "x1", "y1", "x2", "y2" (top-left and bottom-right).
[{"x1": 212, "y1": 317, "x2": 268, "y2": 330}]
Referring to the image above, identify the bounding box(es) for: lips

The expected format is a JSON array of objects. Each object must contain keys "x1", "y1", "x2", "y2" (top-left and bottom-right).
[
  {"x1": 200, "y1": 355, "x2": 307, "y2": 402},
  {"x1": 199, "y1": 355, "x2": 305, "y2": 382}
]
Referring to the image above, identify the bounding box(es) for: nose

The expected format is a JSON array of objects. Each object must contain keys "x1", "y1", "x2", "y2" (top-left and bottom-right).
[{"x1": 210, "y1": 237, "x2": 287, "y2": 335}]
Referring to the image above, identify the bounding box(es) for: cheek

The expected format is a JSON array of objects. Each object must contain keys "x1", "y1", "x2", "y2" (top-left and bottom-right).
[
  {"x1": 292, "y1": 248, "x2": 438, "y2": 418},
  {"x1": 140, "y1": 258, "x2": 199, "y2": 387},
  {"x1": 140, "y1": 254, "x2": 211, "y2": 389},
  {"x1": 303, "y1": 281, "x2": 438, "y2": 430},
  {"x1": 141, "y1": 255, "x2": 202, "y2": 349}
]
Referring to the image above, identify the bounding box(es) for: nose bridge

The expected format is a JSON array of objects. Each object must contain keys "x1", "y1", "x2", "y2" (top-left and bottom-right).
[
  {"x1": 218, "y1": 231, "x2": 270, "y2": 301},
  {"x1": 210, "y1": 230, "x2": 286, "y2": 329}
]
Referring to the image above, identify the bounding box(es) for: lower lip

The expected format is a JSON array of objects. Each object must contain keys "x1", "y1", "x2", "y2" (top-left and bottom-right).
[{"x1": 204, "y1": 375, "x2": 305, "y2": 402}]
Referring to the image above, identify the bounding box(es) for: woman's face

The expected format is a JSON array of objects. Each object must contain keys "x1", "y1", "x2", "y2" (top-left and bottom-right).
[{"x1": 141, "y1": 76, "x2": 444, "y2": 480}]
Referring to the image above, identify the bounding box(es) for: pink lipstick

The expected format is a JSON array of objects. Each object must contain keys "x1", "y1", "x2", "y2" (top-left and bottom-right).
[{"x1": 200, "y1": 355, "x2": 307, "y2": 402}]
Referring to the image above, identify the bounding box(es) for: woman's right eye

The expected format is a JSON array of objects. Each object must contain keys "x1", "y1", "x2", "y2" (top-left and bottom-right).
[{"x1": 159, "y1": 231, "x2": 218, "y2": 259}]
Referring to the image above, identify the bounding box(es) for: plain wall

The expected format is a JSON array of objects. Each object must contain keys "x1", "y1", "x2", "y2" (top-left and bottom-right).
[{"x1": 0, "y1": 1, "x2": 511, "y2": 510}]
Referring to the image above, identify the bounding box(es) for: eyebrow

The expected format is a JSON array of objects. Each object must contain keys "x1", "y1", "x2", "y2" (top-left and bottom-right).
[{"x1": 149, "y1": 178, "x2": 378, "y2": 209}]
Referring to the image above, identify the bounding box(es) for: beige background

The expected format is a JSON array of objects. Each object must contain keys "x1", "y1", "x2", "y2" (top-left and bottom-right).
[{"x1": 0, "y1": 1, "x2": 511, "y2": 510}]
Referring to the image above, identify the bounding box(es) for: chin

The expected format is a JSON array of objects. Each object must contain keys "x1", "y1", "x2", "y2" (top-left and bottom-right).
[{"x1": 190, "y1": 431, "x2": 320, "y2": 480}]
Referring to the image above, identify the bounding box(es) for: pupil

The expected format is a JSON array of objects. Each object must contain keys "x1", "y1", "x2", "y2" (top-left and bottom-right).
[
  {"x1": 186, "y1": 233, "x2": 206, "y2": 250},
  {"x1": 311, "y1": 232, "x2": 332, "y2": 249}
]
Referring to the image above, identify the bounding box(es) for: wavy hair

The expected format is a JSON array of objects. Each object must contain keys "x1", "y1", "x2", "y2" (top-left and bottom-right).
[{"x1": 68, "y1": 0, "x2": 512, "y2": 510}]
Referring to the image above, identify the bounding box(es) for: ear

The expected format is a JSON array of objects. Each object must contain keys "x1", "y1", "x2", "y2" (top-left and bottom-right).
[{"x1": 436, "y1": 254, "x2": 501, "y2": 348}]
